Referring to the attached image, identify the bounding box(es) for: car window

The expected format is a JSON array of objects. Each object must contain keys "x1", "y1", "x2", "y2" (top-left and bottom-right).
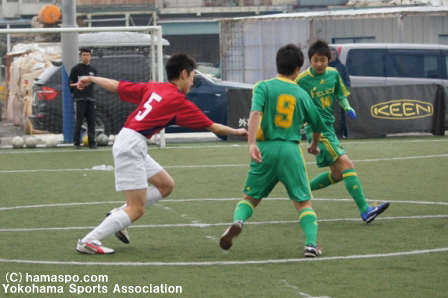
[
  {"x1": 443, "y1": 51, "x2": 448, "y2": 79},
  {"x1": 386, "y1": 50, "x2": 440, "y2": 79},
  {"x1": 345, "y1": 49, "x2": 386, "y2": 77}
]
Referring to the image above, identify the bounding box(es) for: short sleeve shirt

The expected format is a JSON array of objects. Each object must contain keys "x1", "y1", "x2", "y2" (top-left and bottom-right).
[{"x1": 118, "y1": 81, "x2": 214, "y2": 138}]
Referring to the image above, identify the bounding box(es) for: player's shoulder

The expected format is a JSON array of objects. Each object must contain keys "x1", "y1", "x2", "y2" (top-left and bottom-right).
[
  {"x1": 295, "y1": 68, "x2": 312, "y2": 82},
  {"x1": 256, "y1": 78, "x2": 276, "y2": 85},
  {"x1": 327, "y1": 66, "x2": 339, "y2": 73},
  {"x1": 326, "y1": 67, "x2": 341, "y2": 77},
  {"x1": 253, "y1": 78, "x2": 273, "y2": 90}
]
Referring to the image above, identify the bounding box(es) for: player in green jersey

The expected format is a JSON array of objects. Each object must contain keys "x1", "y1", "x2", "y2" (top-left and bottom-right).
[
  {"x1": 219, "y1": 44, "x2": 327, "y2": 257},
  {"x1": 296, "y1": 39, "x2": 389, "y2": 223}
]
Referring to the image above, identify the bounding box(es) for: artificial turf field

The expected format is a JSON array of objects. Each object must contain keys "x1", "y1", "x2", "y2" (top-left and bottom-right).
[{"x1": 0, "y1": 137, "x2": 447, "y2": 297}]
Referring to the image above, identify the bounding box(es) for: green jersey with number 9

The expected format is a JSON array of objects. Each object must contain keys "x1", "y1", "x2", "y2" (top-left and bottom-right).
[
  {"x1": 251, "y1": 77, "x2": 325, "y2": 142},
  {"x1": 295, "y1": 67, "x2": 350, "y2": 124}
]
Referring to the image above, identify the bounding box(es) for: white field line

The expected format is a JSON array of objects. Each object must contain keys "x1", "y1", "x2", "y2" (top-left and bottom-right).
[
  {"x1": 0, "y1": 215, "x2": 447, "y2": 233},
  {"x1": 1, "y1": 154, "x2": 447, "y2": 174},
  {"x1": 154, "y1": 203, "x2": 221, "y2": 245},
  {"x1": 0, "y1": 198, "x2": 447, "y2": 267},
  {"x1": 0, "y1": 247, "x2": 447, "y2": 266},
  {"x1": 1, "y1": 197, "x2": 448, "y2": 212},
  {"x1": 281, "y1": 279, "x2": 332, "y2": 298},
  {"x1": 1, "y1": 138, "x2": 448, "y2": 154}
]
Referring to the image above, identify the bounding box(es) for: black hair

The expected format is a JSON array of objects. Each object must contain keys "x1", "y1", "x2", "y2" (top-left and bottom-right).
[
  {"x1": 276, "y1": 44, "x2": 304, "y2": 76},
  {"x1": 308, "y1": 40, "x2": 331, "y2": 61},
  {"x1": 79, "y1": 48, "x2": 92, "y2": 55},
  {"x1": 165, "y1": 53, "x2": 197, "y2": 81}
]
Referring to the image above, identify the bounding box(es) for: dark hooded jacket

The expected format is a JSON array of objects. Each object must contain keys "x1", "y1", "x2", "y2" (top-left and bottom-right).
[{"x1": 329, "y1": 50, "x2": 351, "y2": 87}]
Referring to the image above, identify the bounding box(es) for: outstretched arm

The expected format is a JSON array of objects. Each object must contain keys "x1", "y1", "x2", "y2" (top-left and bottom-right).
[
  {"x1": 71, "y1": 76, "x2": 119, "y2": 93},
  {"x1": 207, "y1": 123, "x2": 247, "y2": 137}
]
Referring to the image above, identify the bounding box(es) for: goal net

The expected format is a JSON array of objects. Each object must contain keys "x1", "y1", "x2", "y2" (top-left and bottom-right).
[{"x1": 0, "y1": 26, "x2": 167, "y2": 147}]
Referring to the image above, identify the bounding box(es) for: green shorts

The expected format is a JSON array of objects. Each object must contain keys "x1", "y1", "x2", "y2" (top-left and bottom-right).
[
  {"x1": 305, "y1": 123, "x2": 346, "y2": 168},
  {"x1": 243, "y1": 140, "x2": 313, "y2": 202}
]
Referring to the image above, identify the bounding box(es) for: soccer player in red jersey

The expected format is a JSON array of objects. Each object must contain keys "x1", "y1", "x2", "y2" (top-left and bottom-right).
[{"x1": 73, "y1": 53, "x2": 247, "y2": 254}]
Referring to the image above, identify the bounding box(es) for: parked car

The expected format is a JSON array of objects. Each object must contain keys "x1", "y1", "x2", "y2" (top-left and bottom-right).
[
  {"x1": 330, "y1": 43, "x2": 448, "y2": 129},
  {"x1": 330, "y1": 43, "x2": 448, "y2": 88},
  {"x1": 29, "y1": 54, "x2": 253, "y2": 139}
]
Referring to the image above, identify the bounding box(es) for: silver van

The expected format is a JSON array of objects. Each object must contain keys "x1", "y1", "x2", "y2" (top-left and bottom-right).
[{"x1": 330, "y1": 43, "x2": 448, "y2": 89}]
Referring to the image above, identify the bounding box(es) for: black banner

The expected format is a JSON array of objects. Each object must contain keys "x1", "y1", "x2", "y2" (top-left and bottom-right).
[
  {"x1": 342, "y1": 84, "x2": 446, "y2": 138},
  {"x1": 228, "y1": 84, "x2": 446, "y2": 139},
  {"x1": 227, "y1": 89, "x2": 252, "y2": 141}
]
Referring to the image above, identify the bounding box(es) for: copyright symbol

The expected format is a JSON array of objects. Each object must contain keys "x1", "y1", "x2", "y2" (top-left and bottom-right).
[{"x1": 7, "y1": 272, "x2": 21, "y2": 282}]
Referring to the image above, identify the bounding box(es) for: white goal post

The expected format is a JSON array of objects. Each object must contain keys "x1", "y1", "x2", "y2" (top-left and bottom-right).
[{"x1": 0, "y1": 26, "x2": 167, "y2": 148}]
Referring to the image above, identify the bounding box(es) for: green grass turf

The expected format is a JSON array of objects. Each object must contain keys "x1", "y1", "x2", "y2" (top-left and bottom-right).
[{"x1": 0, "y1": 137, "x2": 447, "y2": 297}]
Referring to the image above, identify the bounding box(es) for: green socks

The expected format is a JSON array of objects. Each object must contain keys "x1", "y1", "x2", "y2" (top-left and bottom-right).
[
  {"x1": 342, "y1": 168, "x2": 369, "y2": 213},
  {"x1": 310, "y1": 169, "x2": 370, "y2": 213},
  {"x1": 310, "y1": 171, "x2": 339, "y2": 191},
  {"x1": 299, "y1": 208, "x2": 318, "y2": 246},
  {"x1": 233, "y1": 200, "x2": 254, "y2": 222}
]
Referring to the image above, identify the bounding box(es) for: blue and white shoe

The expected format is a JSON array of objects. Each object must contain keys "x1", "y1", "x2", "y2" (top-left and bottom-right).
[{"x1": 361, "y1": 202, "x2": 390, "y2": 223}]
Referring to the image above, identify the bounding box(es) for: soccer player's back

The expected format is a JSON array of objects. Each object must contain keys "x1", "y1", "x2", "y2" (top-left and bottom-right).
[{"x1": 254, "y1": 77, "x2": 320, "y2": 142}]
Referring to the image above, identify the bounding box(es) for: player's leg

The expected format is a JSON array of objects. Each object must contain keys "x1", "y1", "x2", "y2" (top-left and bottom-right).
[
  {"x1": 279, "y1": 142, "x2": 320, "y2": 257},
  {"x1": 333, "y1": 154, "x2": 369, "y2": 213},
  {"x1": 310, "y1": 170, "x2": 341, "y2": 191},
  {"x1": 77, "y1": 188, "x2": 144, "y2": 254},
  {"x1": 294, "y1": 201, "x2": 321, "y2": 258},
  {"x1": 77, "y1": 128, "x2": 151, "y2": 253},
  {"x1": 219, "y1": 195, "x2": 261, "y2": 250},
  {"x1": 86, "y1": 101, "x2": 97, "y2": 148},
  {"x1": 306, "y1": 125, "x2": 343, "y2": 190},
  {"x1": 332, "y1": 155, "x2": 389, "y2": 223},
  {"x1": 108, "y1": 168, "x2": 174, "y2": 243},
  {"x1": 220, "y1": 142, "x2": 277, "y2": 250},
  {"x1": 111, "y1": 165, "x2": 174, "y2": 212},
  {"x1": 73, "y1": 101, "x2": 86, "y2": 148}
]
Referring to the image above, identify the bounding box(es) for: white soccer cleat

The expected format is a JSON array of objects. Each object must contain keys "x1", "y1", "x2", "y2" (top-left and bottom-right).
[
  {"x1": 107, "y1": 208, "x2": 131, "y2": 244},
  {"x1": 304, "y1": 244, "x2": 322, "y2": 258},
  {"x1": 76, "y1": 239, "x2": 114, "y2": 254},
  {"x1": 219, "y1": 220, "x2": 243, "y2": 250}
]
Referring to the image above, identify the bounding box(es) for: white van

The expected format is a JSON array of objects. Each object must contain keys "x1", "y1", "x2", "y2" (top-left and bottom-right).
[{"x1": 330, "y1": 43, "x2": 448, "y2": 89}]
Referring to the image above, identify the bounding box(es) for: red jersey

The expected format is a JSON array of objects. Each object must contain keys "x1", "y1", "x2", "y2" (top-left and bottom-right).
[{"x1": 117, "y1": 81, "x2": 214, "y2": 139}]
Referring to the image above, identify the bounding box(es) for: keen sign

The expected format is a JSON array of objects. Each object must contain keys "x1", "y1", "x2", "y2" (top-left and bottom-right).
[{"x1": 371, "y1": 99, "x2": 433, "y2": 120}]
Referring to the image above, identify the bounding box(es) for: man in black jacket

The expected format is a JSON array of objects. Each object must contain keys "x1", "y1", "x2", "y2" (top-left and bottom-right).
[
  {"x1": 69, "y1": 48, "x2": 98, "y2": 149},
  {"x1": 329, "y1": 47, "x2": 351, "y2": 138}
]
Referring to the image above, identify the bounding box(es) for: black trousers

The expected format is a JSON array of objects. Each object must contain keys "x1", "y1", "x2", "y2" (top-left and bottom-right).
[
  {"x1": 73, "y1": 101, "x2": 96, "y2": 146},
  {"x1": 340, "y1": 107, "x2": 347, "y2": 138}
]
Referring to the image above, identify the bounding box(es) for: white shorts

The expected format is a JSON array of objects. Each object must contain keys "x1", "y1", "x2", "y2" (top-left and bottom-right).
[{"x1": 113, "y1": 128, "x2": 163, "y2": 191}]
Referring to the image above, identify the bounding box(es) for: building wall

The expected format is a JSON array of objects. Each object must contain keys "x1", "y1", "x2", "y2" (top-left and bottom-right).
[
  {"x1": 221, "y1": 11, "x2": 448, "y2": 83},
  {"x1": 221, "y1": 18, "x2": 309, "y2": 83},
  {"x1": 312, "y1": 15, "x2": 448, "y2": 44}
]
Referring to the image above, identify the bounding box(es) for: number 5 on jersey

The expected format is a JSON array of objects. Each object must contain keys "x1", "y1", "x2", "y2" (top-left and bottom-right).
[{"x1": 135, "y1": 92, "x2": 162, "y2": 121}]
